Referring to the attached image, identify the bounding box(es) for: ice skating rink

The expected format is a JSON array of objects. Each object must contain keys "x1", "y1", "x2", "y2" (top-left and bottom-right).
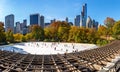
[{"x1": 0, "y1": 42, "x2": 98, "y2": 55}]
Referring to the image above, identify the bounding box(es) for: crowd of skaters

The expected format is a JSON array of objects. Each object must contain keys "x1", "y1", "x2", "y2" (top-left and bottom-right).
[
  {"x1": 0, "y1": 42, "x2": 97, "y2": 55},
  {"x1": 27, "y1": 42, "x2": 80, "y2": 53}
]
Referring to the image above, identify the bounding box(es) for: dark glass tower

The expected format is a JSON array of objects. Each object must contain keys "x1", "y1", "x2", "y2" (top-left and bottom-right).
[
  {"x1": 5, "y1": 14, "x2": 14, "y2": 33},
  {"x1": 40, "y1": 15, "x2": 44, "y2": 28},
  {"x1": 30, "y1": 13, "x2": 40, "y2": 25},
  {"x1": 75, "y1": 15, "x2": 80, "y2": 26},
  {"x1": 80, "y1": 3, "x2": 87, "y2": 27}
]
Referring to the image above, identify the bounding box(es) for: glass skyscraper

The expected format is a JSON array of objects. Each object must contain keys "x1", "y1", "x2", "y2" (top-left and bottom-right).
[
  {"x1": 40, "y1": 15, "x2": 44, "y2": 28},
  {"x1": 80, "y1": 3, "x2": 87, "y2": 27},
  {"x1": 75, "y1": 15, "x2": 80, "y2": 26},
  {"x1": 23, "y1": 19, "x2": 27, "y2": 28},
  {"x1": 86, "y1": 16, "x2": 92, "y2": 28},
  {"x1": 5, "y1": 14, "x2": 14, "y2": 33},
  {"x1": 30, "y1": 14, "x2": 40, "y2": 25},
  {"x1": 65, "y1": 17, "x2": 68, "y2": 23}
]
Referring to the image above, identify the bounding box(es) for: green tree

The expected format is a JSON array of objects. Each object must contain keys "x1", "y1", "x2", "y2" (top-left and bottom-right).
[
  {"x1": 44, "y1": 26, "x2": 58, "y2": 41},
  {"x1": 44, "y1": 27, "x2": 51, "y2": 40},
  {"x1": 104, "y1": 17, "x2": 115, "y2": 38},
  {"x1": 44, "y1": 21, "x2": 70, "y2": 41},
  {"x1": 79, "y1": 27, "x2": 87, "y2": 43},
  {"x1": 49, "y1": 27, "x2": 57, "y2": 41},
  {"x1": 13, "y1": 33, "x2": 23, "y2": 42},
  {"x1": 22, "y1": 36, "x2": 27, "y2": 42},
  {"x1": 69, "y1": 27, "x2": 87, "y2": 43},
  {"x1": 87, "y1": 28, "x2": 98, "y2": 43},
  {"x1": 112, "y1": 21, "x2": 120, "y2": 39},
  {"x1": 58, "y1": 26, "x2": 69, "y2": 42},
  {"x1": 104, "y1": 17, "x2": 115, "y2": 28},
  {"x1": 50, "y1": 21, "x2": 70, "y2": 30},
  {"x1": 68, "y1": 26, "x2": 80, "y2": 42},
  {"x1": 74, "y1": 30, "x2": 82, "y2": 43},
  {"x1": 25, "y1": 33, "x2": 32, "y2": 41},
  {"x1": 97, "y1": 25, "x2": 111, "y2": 40},
  {"x1": 0, "y1": 22, "x2": 6, "y2": 44},
  {"x1": 6, "y1": 29, "x2": 14, "y2": 43},
  {"x1": 97, "y1": 25, "x2": 107, "y2": 36},
  {"x1": 31, "y1": 25, "x2": 44, "y2": 41}
]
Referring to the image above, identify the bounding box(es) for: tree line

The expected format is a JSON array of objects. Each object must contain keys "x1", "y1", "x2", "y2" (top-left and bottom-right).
[{"x1": 0, "y1": 17, "x2": 120, "y2": 45}]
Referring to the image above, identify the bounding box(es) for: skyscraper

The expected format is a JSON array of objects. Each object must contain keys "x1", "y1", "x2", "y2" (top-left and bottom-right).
[
  {"x1": 30, "y1": 13, "x2": 40, "y2": 25},
  {"x1": 74, "y1": 15, "x2": 80, "y2": 26},
  {"x1": 80, "y1": 3, "x2": 87, "y2": 27},
  {"x1": 23, "y1": 19, "x2": 27, "y2": 28},
  {"x1": 15, "y1": 22, "x2": 22, "y2": 33},
  {"x1": 5, "y1": 14, "x2": 14, "y2": 33},
  {"x1": 51, "y1": 19, "x2": 56, "y2": 24},
  {"x1": 94, "y1": 21, "x2": 99, "y2": 29},
  {"x1": 80, "y1": 12, "x2": 83, "y2": 27},
  {"x1": 86, "y1": 16, "x2": 92, "y2": 28},
  {"x1": 65, "y1": 17, "x2": 68, "y2": 23},
  {"x1": 92, "y1": 19, "x2": 95, "y2": 28},
  {"x1": 40, "y1": 15, "x2": 44, "y2": 28},
  {"x1": 92, "y1": 19, "x2": 99, "y2": 29}
]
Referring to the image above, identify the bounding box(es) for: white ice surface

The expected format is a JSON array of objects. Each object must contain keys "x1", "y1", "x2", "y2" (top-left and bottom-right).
[{"x1": 0, "y1": 42, "x2": 98, "y2": 55}]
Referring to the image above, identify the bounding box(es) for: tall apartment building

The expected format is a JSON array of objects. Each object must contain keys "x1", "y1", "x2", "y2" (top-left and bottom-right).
[
  {"x1": 86, "y1": 16, "x2": 92, "y2": 28},
  {"x1": 74, "y1": 15, "x2": 80, "y2": 26},
  {"x1": 15, "y1": 22, "x2": 22, "y2": 33},
  {"x1": 65, "y1": 17, "x2": 68, "y2": 23},
  {"x1": 5, "y1": 14, "x2": 14, "y2": 33},
  {"x1": 80, "y1": 3, "x2": 87, "y2": 27},
  {"x1": 40, "y1": 15, "x2": 44, "y2": 28},
  {"x1": 30, "y1": 13, "x2": 40, "y2": 25}
]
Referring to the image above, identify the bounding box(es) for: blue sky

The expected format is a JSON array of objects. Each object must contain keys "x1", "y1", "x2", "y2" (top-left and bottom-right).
[{"x1": 0, "y1": 0, "x2": 120, "y2": 25}]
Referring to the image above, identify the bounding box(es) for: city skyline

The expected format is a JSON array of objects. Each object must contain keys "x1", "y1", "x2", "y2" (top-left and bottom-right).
[{"x1": 0, "y1": 0, "x2": 120, "y2": 25}]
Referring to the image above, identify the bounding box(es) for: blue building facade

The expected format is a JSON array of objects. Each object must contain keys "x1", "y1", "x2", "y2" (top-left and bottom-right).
[
  {"x1": 80, "y1": 3, "x2": 87, "y2": 27},
  {"x1": 5, "y1": 14, "x2": 14, "y2": 33},
  {"x1": 30, "y1": 14, "x2": 40, "y2": 25},
  {"x1": 75, "y1": 15, "x2": 80, "y2": 26},
  {"x1": 40, "y1": 15, "x2": 44, "y2": 28}
]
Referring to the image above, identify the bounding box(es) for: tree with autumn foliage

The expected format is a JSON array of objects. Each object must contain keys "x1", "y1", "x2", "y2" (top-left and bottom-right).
[
  {"x1": 6, "y1": 29, "x2": 14, "y2": 43},
  {"x1": 68, "y1": 26, "x2": 98, "y2": 43},
  {"x1": 47, "y1": 21, "x2": 62, "y2": 41},
  {"x1": 25, "y1": 33, "x2": 32, "y2": 41},
  {"x1": 112, "y1": 21, "x2": 120, "y2": 39},
  {"x1": 0, "y1": 22, "x2": 6, "y2": 44},
  {"x1": 31, "y1": 25, "x2": 44, "y2": 41},
  {"x1": 44, "y1": 26, "x2": 57, "y2": 41},
  {"x1": 97, "y1": 25, "x2": 111, "y2": 40},
  {"x1": 97, "y1": 25, "x2": 107, "y2": 36},
  {"x1": 50, "y1": 21, "x2": 70, "y2": 30},
  {"x1": 78, "y1": 27, "x2": 88, "y2": 43},
  {"x1": 87, "y1": 28, "x2": 99, "y2": 43},
  {"x1": 13, "y1": 33, "x2": 23, "y2": 42},
  {"x1": 68, "y1": 26, "x2": 80, "y2": 42},
  {"x1": 58, "y1": 26, "x2": 69, "y2": 42},
  {"x1": 44, "y1": 27, "x2": 51, "y2": 40},
  {"x1": 104, "y1": 17, "x2": 115, "y2": 37},
  {"x1": 44, "y1": 21, "x2": 70, "y2": 41},
  {"x1": 104, "y1": 17, "x2": 115, "y2": 28},
  {"x1": 57, "y1": 22, "x2": 70, "y2": 42}
]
